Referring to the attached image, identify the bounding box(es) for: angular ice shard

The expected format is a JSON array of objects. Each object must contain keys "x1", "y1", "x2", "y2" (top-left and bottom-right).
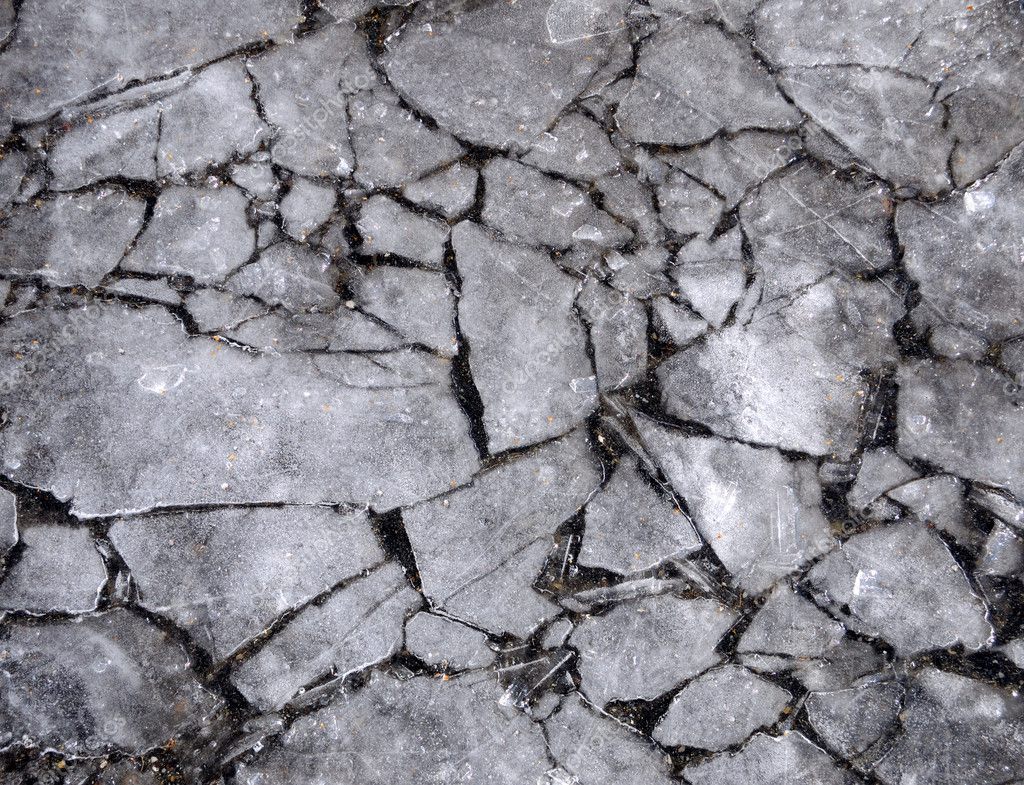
[
  {"x1": 453, "y1": 221, "x2": 597, "y2": 452},
  {"x1": 235, "y1": 672, "x2": 550, "y2": 784},
  {"x1": 0, "y1": 610, "x2": 218, "y2": 754},
  {"x1": 156, "y1": 60, "x2": 267, "y2": 177},
  {"x1": 684, "y1": 732, "x2": 857, "y2": 785},
  {"x1": 616, "y1": 20, "x2": 799, "y2": 146},
  {"x1": 248, "y1": 24, "x2": 370, "y2": 177},
  {"x1": 349, "y1": 87, "x2": 463, "y2": 190},
  {"x1": 781, "y1": 67, "x2": 954, "y2": 195},
  {"x1": 404, "y1": 431, "x2": 600, "y2": 635},
  {"x1": 546, "y1": 693, "x2": 676, "y2": 785},
  {"x1": 899, "y1": 360, "x2": 1024, "y2": 499},
  {"x1": 231, "y1": 563, "x2": 420, "y2": 710},
  {"x1": 382, "y1": 0, "x2": 624, "y2": 149},
  {"x1": 122, "y1": 185, "x2": 254, "y2": 284},
  {"x1": 637, "y1": 417, "x2": 835, "y2": 592},
  {"x1": 0, "y1": 488, "x2": 16, "y2": 558},
  {"x1": 657, "y1": 276, "x2": 899, "y2": 457},
  {"x1": 110, "y1": 507, "x2": 383, "y2": 659},
  {"x1": 807, "y1": 520, "x2": 992, "y2": 655},
  {"x1": 0, "y1": 304, "x2": 480, "y2": 516},
  {"x1": 570, "y1": 594, "x2": 736, "y2": 704},
  {"x1": 577, "y1": 458, "x2": 701, "y2": 574},
  {"x1": 805, "y1": 680, "x2": 903, "y2": 759},
  {"x1": 653, "y1": 665, "x2": 791, "y2": 751},
  {"x1": 404, "y1": 612, "x2": 495, "y2": 670},
  {"x1": 0, "y1": 0, "x2": 298, "y2": 126},
  {"x1": 898, "y1": 146, "x2": 1024, "y2": 343},
  {"x1": 358, "y1": 195, "x2": 450, "y2": 269},
  {"x1": 227, "y1": 242, "x2": 340, "y2": 312},
  {"x1": 0, "y1": 523, "x2": 106, "y2": 613},
  {"x1": 482, "y1": 158, "x2": 631, "y2": 250},
  {"x1": 869, "y1": 669, "x2": 1024, "y2": 785},
  {"x1": 0, "y1": 190, "x2": 145, "y2": 286}
]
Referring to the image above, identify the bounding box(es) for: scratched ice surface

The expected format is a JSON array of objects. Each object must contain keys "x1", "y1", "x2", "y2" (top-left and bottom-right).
[{"x1": 0, "y1": 0, "x2": 1023, "y2": 782}]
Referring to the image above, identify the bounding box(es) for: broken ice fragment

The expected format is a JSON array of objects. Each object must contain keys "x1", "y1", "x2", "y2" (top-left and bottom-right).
[
  {"x1": 684, "y1": 732, "x2": 857, "y2": 785},
  {"x1": 121, "y1": 184, "x2": 254, "y2": 284},
  {"x1": 671, "y1": 230, "x2": 747, "y2": 327},
  {"x1": 381, "y1": 0, "x2": 623, "y2": 149},
  {"x1": 636, "y1": 416, "x2": 836, "y2": 593},
  {"x1": 402, "y1": 162, "x2": 478, "y2": 219},
  {"x1": 807, "y1": 520, "x2": 992, "y2": 655},
  {"x1": 453, "y1": 221, "x2": 597, "y2": 452},
  {"x1": 0, "y1": 523, "x2": 106, "y2": 613},
  {"x1": 351, "y1": 266, "x2": 457, "y2": 356},
  {"x1": 897, "y1": 146, "x2": 1024, "y2": 342},
  {"x1": 405, "y1": 612, "x2": 495, "y2": 670},
  {"x1": 847, "y1": 447, "x2": 920, "y2": 514},
  {"x1": 227, "y1": 242, "x2": 340, "y2": 312},
  {"x1": 576, "y1": 278, "x2": 647, "y2": 392},
  {"x1": 523, "y1": 112, "x2": 620, "y2": 180},
  {"x1": 237, "y1": 671, "x2": 550, "y2": 785},
  {"x1": 482, "y1": 158, "x2": 631, "y2": 250},
  {"x1": 403, "y1": 431, "x2": 600, "y2": 636},
  {"x1": 656, "y1": 170, "x2": 723, "y2": 237},
  {"x1": 247, "y1": 24, "x2": 369, "y2": 177},
  {"x1": 279, "y1": 178, "x2": 335, "y2": 241},
  {"x1": 349, "y1": 86, "x2": 463, "y2": 190},
  {"x1": 357, "y1": 194, "x2": 449, "y2": 269},
  {"x1": 231, "y1": 563, "x2": 420, "y2": 710},
  {"x1": 0, "y1": 488, "x2": 16, "y2": 558},
  {"x1": 109, "y1": 507, "x2": 384, "y2": 659},
  {"x1": 740, "y1": 165, "x2": 892, "y2": 302},
  {"x1": 570, "y1": 594, "x2": 736, "y2": 705},
  {"x1": 184, "y1": 288, "x2": 268, "y2": 333},
  {"x1": 545, "y1": 693, "x2": 676, "y2": 785},
  {"x1": 230, "y1": 161, "x2": 277, "y2": 200},
  {"x1": 564, "y1": 577, "x2": 693, "y2": 614},
  {"x1": 0, "y1": 190, "x2": 145, "y2": 287},
  {"x1": 898, "y1": 360, "x2": 1024, "y2": 499},
  {"x1": 0, "y1": 303, "x2": 480, "y2": 515},
  {"x1": 754, "y1": 0, "x2": 918, "y2": 68},
  {"x1": 869, "y1": 668, "x2": 1024, "y2": 785},
  {"x1": 657, "y1": 275, "x2": 900, "y2": 457},
  {"x1": 886, "y1": 474, "x2": 981, "y2": 550},
  {"x1": 545, "y1": 0, "x2": 628, "y2": 45},
  {"x1": 616, "y1": 20, "x2": 799, "y2": 146},
  {"x1": 0, "y1": 609, "x2": 218, "y2": 755},
  {"x1": 651, "y1": 297, "x2": 708, "y2": 347},
  {"x1": 49, "y1": 105, "x2": 160, "y2": 189},
  {"x1": 979, "y1": 523, "x2": 1024, "y2": 577},
  {"x1": 653, "y1": 665, "x2": 791, "y2": 750},
  {"x1": 1004, "y1": 638, "x2": 1024, "y2": 669},
  {"x1": 578, "y1": 458, "x2": 701, "y2": 574},
  {"x1": 805, "y1": 680, "x2": 903, "y2": 759},
  {"x1": 780, "y1": 67, "x2": 953, "y2": 195},
  {"x1": 157, "y1": 60, "x2": 267, "y2": 177},
  {"x1": 497, "y1": 645, "x2": 574, "y2": 709},
  {"x1": 737, "y1": 583, "x2": 845, "y2": 662}
]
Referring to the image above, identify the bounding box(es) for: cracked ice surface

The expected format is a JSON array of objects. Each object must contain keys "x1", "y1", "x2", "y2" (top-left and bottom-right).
[{"x1": 0, "y1": 0, "x2": 1023, "y2": 782}]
